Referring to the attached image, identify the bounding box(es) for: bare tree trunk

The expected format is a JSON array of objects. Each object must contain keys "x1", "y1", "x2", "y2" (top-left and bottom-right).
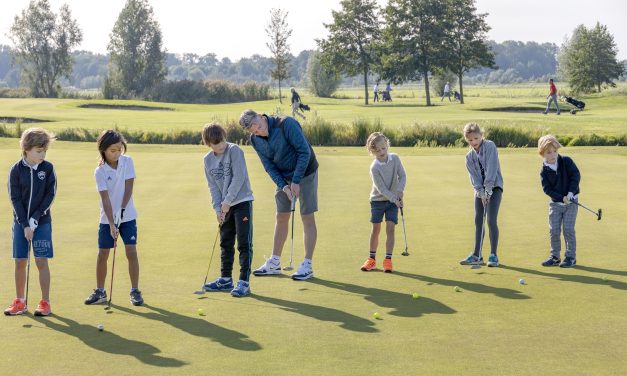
[
  {"x1": 459, "y1": 73, "x2": 465, "y2": 104},
  {"x1": 423, "y1": 70, "x2": 431, "y2": 106},
  {"x1": 278, "y1": 78, "x2": 282, "y2": 104},
  {"x1": 363, "y1": 67, "x2": 369, "y2": 105}
]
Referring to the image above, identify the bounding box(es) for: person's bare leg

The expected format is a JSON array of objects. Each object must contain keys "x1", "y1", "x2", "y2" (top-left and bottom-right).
[
  {"x1": 301, "y1": 213, "x2": 317, "y2": 260},
  {"x1": 35, "y1": 258, "x2": 50, "y2": 301},
  {"x1": 369, "y1": 223, "x2": 381, "y2": 255},
  {"x1": 272, "y1": 212, "x2": 291, "y2": 257},
  {"x1": 96, "y1": 249, "x2": 110, "y2": 289},
  {"x1": 125, "y1": 245, "x2": 139, "y2": 289},
  {"x1": 385, "y1": 221, "x2": 395, "y2": 254}
]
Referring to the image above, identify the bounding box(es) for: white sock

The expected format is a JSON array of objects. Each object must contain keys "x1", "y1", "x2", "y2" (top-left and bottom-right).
[
  {"x1": 303, "y1": 258, "x2": 312, "y2": 265},
  {"x1": 270, "y1": 255, "x2": 280, "y2": 263}
]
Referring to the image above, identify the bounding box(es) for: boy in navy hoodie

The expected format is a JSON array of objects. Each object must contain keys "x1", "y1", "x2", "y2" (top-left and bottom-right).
[
  {"x1": 6, "y1": 128, "x2": 57, "y2": 316},
  {"x1": 538, "y1": 135, "x2": 580, "y2": 268}
]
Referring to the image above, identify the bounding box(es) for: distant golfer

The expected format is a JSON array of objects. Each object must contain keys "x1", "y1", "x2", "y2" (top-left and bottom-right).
[
  {"x1": 290, "y1": 87, "x2": 306, "y2": 120},
  {"x1": 441, "y1": 82, "x2": 451, "y2": 102},
  {"x1": 543, "y1": 78, "x2": 560, "y2": 115},
  {"x1": 239, "y1": 109, "x2": 319, "y2": 280},
  {"x1": 373, "y1": 83, "x2": 379, "y2": 102}
]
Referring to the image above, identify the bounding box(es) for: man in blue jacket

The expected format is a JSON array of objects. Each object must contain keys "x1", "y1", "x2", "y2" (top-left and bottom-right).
[{"x1": 239, "y1": 109, "x2": 318, "y2": 280}]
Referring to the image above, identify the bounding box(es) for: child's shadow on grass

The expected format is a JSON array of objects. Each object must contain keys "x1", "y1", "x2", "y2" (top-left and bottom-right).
[
  {"x1": 309, "y1": 278, "x2": 457, "y2": 317},
  {"x1": 29, "y1": 314, "x2": 185, "y2": 368},
  {"x1": 112, "y1": 304, "x2": 261, "y2": 351},
  {"x1": 500, "y1": 265, "x2": 627, "y2": 290},
  {"x1": 393, "y1": 271, "x2": 530, "y2": 300},
  {"x1": 251, "y1": 294, "x2": 378, "y2": 333}
]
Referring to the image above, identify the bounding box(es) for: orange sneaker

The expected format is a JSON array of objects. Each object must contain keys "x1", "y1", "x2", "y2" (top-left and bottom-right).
[
  {"x1": 4, "y1": 298, "x2": 27, "y2": 316},
  {"x1": 361, "y1": 257, "x2": 377, "y2": 271},
  {"x1": 34, "y1": 300, "x2": 51, "y2": 317},
  {"x1": 383, "y1": 258, "x2": 393, "y2": 273}
]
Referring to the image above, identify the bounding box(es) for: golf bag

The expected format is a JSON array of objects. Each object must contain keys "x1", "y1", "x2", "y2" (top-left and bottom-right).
[
  {"x1": 381, "y1": 90, "x2": 392, "y2": 102},
  {"x1": 299, "y1": 103, "x2": 311, "y2": 111},
  {"x1": 562, "y1": 96, "x2": 585, "y2": 114},
  {"x1": 453, "y1": 91, "x2": 461, "y2": 101}
]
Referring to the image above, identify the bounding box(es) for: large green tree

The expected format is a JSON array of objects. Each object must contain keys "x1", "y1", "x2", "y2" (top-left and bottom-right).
[
  {"x1": 265, "y1": 8, "x2": 292, "y2": 104},
  {"x1": 382, "y1": 0, "x2": 449, "y2": 106},
  {"x1": 106, "y1": 0, "x2": 166, "y2": 98},
  {"x1": 443, "y1": 0, "x2": 494, "y2": 104},
  {"x1": 9, "y1": 0, "x2": 82, "y2": 97},
  {"x1": 307, "y1": 50, "x2": 342, "y2": 97},
  {"x1": 559, "y1": 22, "x2": 624, "y2": 93},
  {"x1": 317, "y1": 0, "x2": 381, "y2": 105}
]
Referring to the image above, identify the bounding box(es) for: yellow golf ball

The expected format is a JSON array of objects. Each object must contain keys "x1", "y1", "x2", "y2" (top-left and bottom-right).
[
  {"x1": 412, "y1": 292, "x2": 420, "y2": 299},
  {"x1": 373, "y1": 312, "x2": 381, "y2": 319},
  {"x1": 454, "y1": 286, "x2": 461, "y2": 292},
  {"x1": 197, "y1": 308, "x2": 205, "y2": 316}
]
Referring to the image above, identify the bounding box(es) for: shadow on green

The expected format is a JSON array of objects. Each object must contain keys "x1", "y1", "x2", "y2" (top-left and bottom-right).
[
  {"x1": 500, "y1": 265, "x2": 627, "y2": 290},
  {"x1": 112, "y1": 304, "x2": 262, "y2": 351},
  {"x1": 251, "y1": 294, "x2": 378, "y2": 333},
  {"x1": 392, "y1": 271, "x2": 530, "y2": 300},
  {"x1": 309, "y1": 278, "x2": 457, "y2": 317},
  {"x1": 28, "y1": 314, "x2": 185, "y2": 368}
]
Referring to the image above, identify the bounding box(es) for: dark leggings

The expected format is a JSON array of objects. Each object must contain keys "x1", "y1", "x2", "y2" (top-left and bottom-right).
[{"x1": 473, "y1": 188, "x2": 502, "y2": 257}]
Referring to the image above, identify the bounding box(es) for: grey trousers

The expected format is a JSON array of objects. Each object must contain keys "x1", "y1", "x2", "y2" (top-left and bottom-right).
[
  {"x1": 549, "y1": 202, "x2": 578, "y2": 259},
  {"x1": 473, "y1": 189, "x2": 502, "y2": 257},
  {"x1": 545, "y1": 94, "x2": 560, "y2": 113}
]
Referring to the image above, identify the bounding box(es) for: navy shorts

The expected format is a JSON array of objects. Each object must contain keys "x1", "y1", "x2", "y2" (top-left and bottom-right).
[
  {"x1": 370, "y1": 201, "x2": 399, "y2": 224},
  {"x1": 98, "y1": 220, "x2": 138, "y2": 249},
  {"x1": 13, "y1": 222, "x2": 53, "y2": 259}
]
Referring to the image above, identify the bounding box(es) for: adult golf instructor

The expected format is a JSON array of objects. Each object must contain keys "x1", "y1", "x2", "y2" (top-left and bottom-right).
[{"x1": 239, "y1": 109, "x2": 318, "y2": 280}]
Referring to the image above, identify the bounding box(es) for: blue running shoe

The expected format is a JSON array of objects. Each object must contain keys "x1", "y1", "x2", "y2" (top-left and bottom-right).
[
  {"x1": 560, "y1": 257, "x2": 576, "y2": 268},
  {"x1": 487, "y1": 254, "x2": 499, "y2": 267},
  {"x1": 230, "y1": 280, "x2": 251, "y2": 297},
  {"x1": 542, "y1": 256, "x2": 561, "y2": 267},
  {"x1": 204, "y1": 277, "x2": 234, "y2": 292},
  {"x1": 459, "y1": 254, "x2": 484, "y2": 265}
]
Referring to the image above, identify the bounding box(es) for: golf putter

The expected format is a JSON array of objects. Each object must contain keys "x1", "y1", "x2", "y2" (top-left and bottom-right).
[
  {"x1": 472, "y1": 200, "x2": 488, "y2": 269},
  {"x1": 400, "y1": 206, "x2": 409, "y2": 256},
  {"x1": 195, "y1": 226, "x2": 221, "y2": 294},
  {"x1": 283, "y1": 198, "x2": 297, "y2": 271},
  {"x1": 575, "y1": 201, "x2": 602, "y2": 221},
  {"x1": 104, "y1": 217, "x2": 122, "y2": 311}
]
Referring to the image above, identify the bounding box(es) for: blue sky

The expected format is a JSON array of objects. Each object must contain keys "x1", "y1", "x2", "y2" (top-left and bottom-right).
[{"x1": 1, "y1": 0, "x2": 625, "y2": 60}]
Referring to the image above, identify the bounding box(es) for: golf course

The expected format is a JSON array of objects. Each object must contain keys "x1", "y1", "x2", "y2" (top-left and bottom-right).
[{"x1": 1, "y1": 87, "x2": 626, "y2": 375}]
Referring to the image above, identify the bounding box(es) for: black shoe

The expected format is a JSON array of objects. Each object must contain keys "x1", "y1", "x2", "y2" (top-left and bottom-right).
[
  {"x1": 130, "y1": 290, "x2": 144, "y2": 306},
  {"x1": 542, "y1": 256, "x2": 561, "y2": 267},
  {"x1": 84, "y1": 289, "x2": 107, "y2": 305},
  {"x1": 560, "y1": 257, "x2": 576, "y2": 268}
]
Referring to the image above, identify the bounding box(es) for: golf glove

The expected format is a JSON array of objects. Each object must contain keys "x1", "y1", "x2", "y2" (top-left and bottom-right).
[
  {"x1": 114, "y1": 208, "x2": 125, "y2": 225},
  {"x1": 484, "y1": 188, "x2": 493, "y2": 198},
  {"x1": 566, "y1": 192, "x2": 574, "y2": 201},
  {"x1": 28, "y1": 218, "x2": 38, "y2": 231}
]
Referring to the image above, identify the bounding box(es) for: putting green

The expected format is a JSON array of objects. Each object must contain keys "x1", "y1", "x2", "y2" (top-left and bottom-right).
[{"x1": 1, "y1": 138, "x2": 626, "y2": 375}]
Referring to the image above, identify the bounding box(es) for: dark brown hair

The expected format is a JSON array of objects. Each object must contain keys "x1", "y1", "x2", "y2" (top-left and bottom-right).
[
  {"x1": 96, "y1": 129, "x2": 127, "y2": 165},
  {"x1": 201, "y1": 122, "x2": 227, "y2": 146}
]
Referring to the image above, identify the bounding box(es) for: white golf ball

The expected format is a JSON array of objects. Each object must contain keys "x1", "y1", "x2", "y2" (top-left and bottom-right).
[
  {"x1": 97, "y1": 324, "x2": 104, "y2": 331},
  {"x1": 519, "y1": 278, "x2": 526, "y2": 285}
]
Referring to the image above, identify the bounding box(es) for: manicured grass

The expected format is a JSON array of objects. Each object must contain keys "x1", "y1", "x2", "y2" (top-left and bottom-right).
[
  {"x1": 1, "y1": 138, "x2": 626, "y2": 375},
  {"x1": 1, "y1": 83, "x2": 627, "y2": 138}
]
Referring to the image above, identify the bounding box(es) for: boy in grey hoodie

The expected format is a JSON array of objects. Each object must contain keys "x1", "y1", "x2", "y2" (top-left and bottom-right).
[
  {"x1": 202, "y1": 123, "x2": 254, "y2": 297},
  {"x1": 460, "y1": 123, "x2": 504, "y2": 267}
]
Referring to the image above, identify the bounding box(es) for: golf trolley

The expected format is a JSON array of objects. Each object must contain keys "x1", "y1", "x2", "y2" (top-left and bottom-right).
[{"x1": 561, "y1": 96, "x2": 586, "y2": 115}]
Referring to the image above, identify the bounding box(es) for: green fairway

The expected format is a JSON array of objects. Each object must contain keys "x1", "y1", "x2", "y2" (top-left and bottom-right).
[
  {"x1": 1, "y1": 83, "x2": 627, "y2": 138},
  {"x1": 1, "y1": 138, "x2": 626, "y2": 375}
]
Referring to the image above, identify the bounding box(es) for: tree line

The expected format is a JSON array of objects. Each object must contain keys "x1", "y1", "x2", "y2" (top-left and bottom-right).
[{"x1": 2, "y1": 0, "x2": 624, "y2": 102}]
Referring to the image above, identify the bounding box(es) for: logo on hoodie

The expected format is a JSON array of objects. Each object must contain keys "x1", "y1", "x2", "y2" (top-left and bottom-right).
[{"x1": 37, "y1": 171, "x2": 46, "y2": 180}]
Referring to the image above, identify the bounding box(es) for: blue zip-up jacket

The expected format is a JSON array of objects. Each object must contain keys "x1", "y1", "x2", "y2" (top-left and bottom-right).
[
  {"x1": 8, "y1": 159, "x2": 57, "y2": 229},
  {"x1": 250, "y1": 115, "x2": 318, "y2": 188},
  {"x1": 540, "y1": 154, "x2": 580, "y2": 203}
]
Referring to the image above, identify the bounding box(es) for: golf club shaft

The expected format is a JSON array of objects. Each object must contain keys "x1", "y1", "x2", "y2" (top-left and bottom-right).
[
  {"x1": 289, "y1": 198, "x2": 296, "y2": 268},
  {"x1": 478, "y1": 200, "x2": 488, "y2": 260},
  {"x1": 400, "y1": 207, "x2": 409, "y2": 255},
  {"x1": 25, "y1": 240, "x2": 31, "y2": 309},
  {"x1": 108, "y1": 219, "x2": 121, "y2": 307},
  {"x1": 202, "y1": 227, "x2": 220, "y2": 286},
  {"x1": 576, "y1": 201, "x2": 599, "y2": 216}
]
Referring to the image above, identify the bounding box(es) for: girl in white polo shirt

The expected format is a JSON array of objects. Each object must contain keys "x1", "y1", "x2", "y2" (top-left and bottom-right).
[{"x1": 84, "y1": 130, "x2": 144, "y2": 306}]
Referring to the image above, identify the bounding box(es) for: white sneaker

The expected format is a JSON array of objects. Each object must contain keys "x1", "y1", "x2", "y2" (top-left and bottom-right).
[
  {"x1": 291, "y1": 262, "x2": 314, "y2": 281},
  {"x1": 253, "y1": 257, "x2": 281, "y2": 276}
]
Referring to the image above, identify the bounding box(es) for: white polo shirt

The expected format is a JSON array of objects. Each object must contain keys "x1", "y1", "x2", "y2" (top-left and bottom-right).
[{"x1": 95, "y1": 154, "x2": 137, "y2": 224}]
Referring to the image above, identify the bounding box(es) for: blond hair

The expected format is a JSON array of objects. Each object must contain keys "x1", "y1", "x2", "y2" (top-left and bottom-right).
[
  {"x1": 538, "y1": 135, "x2": 562, "y2": 156},
  {"x1": 463, "y1": 122, "x2": 483, "y2": 137},
  {"x1": 366, "y1": 132, "x2": 389, "y2": 154},
  {"x1": 20, "y1": 127, "x2": 55, "y2": 157}
]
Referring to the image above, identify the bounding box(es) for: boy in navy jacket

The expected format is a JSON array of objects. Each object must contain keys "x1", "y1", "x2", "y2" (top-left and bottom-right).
[
  {"x1": 6, "y1": 128, "x2": 57, "y2": 316},
  {"x1": 538, "y1": 135, "x2": 580, "y2": 268}
]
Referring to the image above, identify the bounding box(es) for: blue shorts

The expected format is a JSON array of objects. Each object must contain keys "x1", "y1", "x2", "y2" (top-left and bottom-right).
[
  {"x1": 370, "y1": 201, "x2": 399, "y2": 224},
  {"x1": 98, "y1": 220, "x2": 138, "y2": 249},
  {"x1": 13, "y1": 222, "x2": 54, "y2": 259}
]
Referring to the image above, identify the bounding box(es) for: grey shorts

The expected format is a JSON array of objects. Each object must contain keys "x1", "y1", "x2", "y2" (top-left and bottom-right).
[{"x1": 276, "y1": 170, "x2": 318, "y2": 215}]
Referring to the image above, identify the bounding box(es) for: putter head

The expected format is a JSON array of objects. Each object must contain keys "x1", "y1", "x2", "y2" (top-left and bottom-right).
[
  {"x1": 194, "y1": 289, "x2": 205, "y2": 295},
  {"x1": 597, "y1": 208, "x2": 602, "y2": 221},
  {"x1": 471, "y1": 264, "x2": 482, "y2": 269},
  {"x1": 282, "y1": 266, "x2": 294, "y2": 271},
  {"x1": 401, "y1": 250, "x2": 409, "y2": 256}
]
